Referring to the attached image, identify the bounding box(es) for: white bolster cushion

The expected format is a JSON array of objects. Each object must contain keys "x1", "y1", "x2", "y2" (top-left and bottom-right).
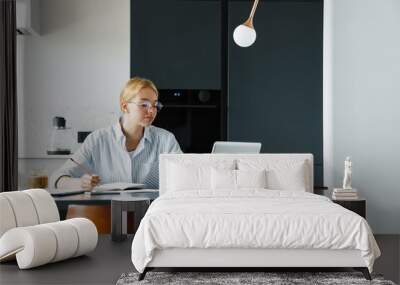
[
  {"x1": 1, "y1": 192, "x2": 39, "y2": 227},
  {"x1": 0, "y1": 196, "x2": 17, "y2": 237},
  {"x1": 24, "y1": 189, "x2": 60, "y2": 223},
  {"x1": 0, "y1": 226, "x2": 57, "y2": 268},
  {"x1": 64, "y1": 218, "x2": 98, "y2": 257},
  {"x1": 0, "y1": 189, "x2": 59, "y2": 238},
  {"x1": 42, "y1": 221, "x2": 79, "y2": 262},
  {"x1": 0, "y1": 218, "x2": 98, "y2": 269}
]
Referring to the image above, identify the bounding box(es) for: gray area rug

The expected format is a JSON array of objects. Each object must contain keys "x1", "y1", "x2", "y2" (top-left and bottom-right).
[{"x1": 116, "y1": 272, "x2": 396, "y2": 285}]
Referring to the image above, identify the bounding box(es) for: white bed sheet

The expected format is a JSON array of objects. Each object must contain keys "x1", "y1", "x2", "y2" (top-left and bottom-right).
[{"x1": 131, "y1": 190, "x2": 380, "y2": 273}]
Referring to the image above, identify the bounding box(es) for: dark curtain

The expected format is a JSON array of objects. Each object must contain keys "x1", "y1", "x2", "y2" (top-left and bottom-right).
[{"x1": 0, "y1": 0, "x2": 18, "y2": 192}]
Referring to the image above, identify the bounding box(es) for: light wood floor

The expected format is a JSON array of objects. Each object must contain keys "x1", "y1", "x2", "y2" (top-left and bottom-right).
[{"x1": 0, "y1": 235, "x2": 398, "y2": 285}]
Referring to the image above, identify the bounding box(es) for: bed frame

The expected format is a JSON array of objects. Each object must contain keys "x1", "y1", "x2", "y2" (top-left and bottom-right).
[
  {"x1": 139, "y1": 248, "x2": 371, "y2": 280},
  {"x1": 138, "y1": 154, "x2": 372, "y2": 281}
]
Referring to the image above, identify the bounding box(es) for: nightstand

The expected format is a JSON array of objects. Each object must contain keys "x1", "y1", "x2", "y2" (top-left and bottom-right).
[{"x1": 332, "y1": 198, "x2": 366, "y2": 218}]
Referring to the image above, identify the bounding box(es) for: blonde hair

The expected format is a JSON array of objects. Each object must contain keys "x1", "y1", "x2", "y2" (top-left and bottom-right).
[{"x1": 119, "y1": 77, "x2": 158, "y2": 111}]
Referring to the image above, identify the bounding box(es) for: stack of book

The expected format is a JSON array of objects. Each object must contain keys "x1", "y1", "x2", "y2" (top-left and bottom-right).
[{"x1": 332, "y1": 188, "x2": 358, "y2": 200}]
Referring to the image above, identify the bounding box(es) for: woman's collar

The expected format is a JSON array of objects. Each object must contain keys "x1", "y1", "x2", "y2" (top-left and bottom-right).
[{"x1": 113, "y1": 119, "x2": 152, "y2": 144}]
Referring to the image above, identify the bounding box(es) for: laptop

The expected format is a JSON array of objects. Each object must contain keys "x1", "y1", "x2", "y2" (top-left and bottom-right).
[{"x1": 211, "y1": 141, "x2": 262, "y2": 154}]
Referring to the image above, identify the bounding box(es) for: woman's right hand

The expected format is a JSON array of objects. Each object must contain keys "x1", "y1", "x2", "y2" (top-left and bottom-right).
[{"x1": 80, "y1": 174, "x2": 101, "y2": 190}]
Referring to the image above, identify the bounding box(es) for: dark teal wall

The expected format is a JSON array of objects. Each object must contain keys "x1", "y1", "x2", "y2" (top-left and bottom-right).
[
  {"x1": 131, "y1": 0, "x2": 323, "y2": 185},
  {"x1": 131, "y1": 0, "x2": 221, "y2": 89},
  {"x1": 228, "y1": 1, "x2": 323, "y2": 185}
]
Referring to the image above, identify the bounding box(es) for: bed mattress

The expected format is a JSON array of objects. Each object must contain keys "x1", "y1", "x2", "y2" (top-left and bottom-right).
[{"x1": 131, "y1": 190, "x2": 380, "y2": 273}]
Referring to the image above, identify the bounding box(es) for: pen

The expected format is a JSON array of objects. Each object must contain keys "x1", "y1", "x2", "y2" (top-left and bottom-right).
[{"x1": 70, "y1": 158, "x2": 93, "y2": 175}]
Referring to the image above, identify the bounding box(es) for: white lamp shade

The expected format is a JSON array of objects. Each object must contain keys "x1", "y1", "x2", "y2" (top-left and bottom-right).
[{"x1": 233, "y1": 24, "x2": 257, "y2": 48}]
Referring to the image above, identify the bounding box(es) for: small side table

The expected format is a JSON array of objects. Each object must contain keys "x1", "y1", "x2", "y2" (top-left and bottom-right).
[
  {"x1": 332, "y1": 198, "x2": 366, "y2": 218},
  {"x1": 111, "y1": 196, "x2": 152, "y2": 242}
]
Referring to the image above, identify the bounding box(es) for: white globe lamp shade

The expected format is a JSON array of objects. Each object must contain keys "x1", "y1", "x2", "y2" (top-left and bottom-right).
[{"x1": 233, "y1": 24, "x2": 257, "y2": 48}]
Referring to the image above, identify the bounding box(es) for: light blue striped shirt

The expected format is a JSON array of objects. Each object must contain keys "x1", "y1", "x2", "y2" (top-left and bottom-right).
[{"x1": 50, "y1": 122, "x2": 182, "y2": 189}]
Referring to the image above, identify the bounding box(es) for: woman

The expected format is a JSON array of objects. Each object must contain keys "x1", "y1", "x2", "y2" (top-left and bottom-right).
[{"x1": 51, "y1": 77, "x2": 181, "y2": 190}]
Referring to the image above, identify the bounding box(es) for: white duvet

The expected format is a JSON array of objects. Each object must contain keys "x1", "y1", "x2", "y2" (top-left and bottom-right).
[{"x1": 131, "y1": 190, "x2": 380, "y2": 273}]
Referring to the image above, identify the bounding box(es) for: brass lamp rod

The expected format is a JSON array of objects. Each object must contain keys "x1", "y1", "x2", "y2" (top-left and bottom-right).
[{"x1": 244, "y1": 0, "x2": 260, "y2": 28}]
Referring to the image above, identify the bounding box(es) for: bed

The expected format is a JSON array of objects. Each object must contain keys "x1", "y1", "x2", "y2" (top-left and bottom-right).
[{"x1": 131, "y1": 154, "x2": 380, "y2": 280}]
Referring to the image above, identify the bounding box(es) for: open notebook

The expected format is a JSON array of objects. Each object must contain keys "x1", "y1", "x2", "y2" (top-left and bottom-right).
[{"x1": 91, "y1": 182, "x2": 145, "y2": 194}]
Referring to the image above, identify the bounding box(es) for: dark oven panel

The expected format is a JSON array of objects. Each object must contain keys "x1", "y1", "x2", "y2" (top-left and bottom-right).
[{"x1": 153, "y1": 89, "x2": 222, "y2": 153}]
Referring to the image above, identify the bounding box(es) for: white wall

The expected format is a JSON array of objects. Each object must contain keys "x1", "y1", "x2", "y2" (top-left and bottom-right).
[
  {"x1": 323, "y1": 0, "x2": 334, "y2": 189},
  {"x1": 324, "y1": 0, "x2": 400, "y2": 233},
  {"x1": 18, "y1": 0, "x2": 130, "y2": 187}
]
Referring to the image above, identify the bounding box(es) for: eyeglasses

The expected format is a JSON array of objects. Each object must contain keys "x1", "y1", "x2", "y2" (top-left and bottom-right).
[{"x1": 128, "y1": 100, "x2": 163, "y2": 111}]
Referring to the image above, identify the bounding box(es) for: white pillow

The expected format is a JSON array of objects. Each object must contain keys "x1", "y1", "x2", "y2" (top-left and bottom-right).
[
  {"x1": 210, "y1": 168, "x2": 268, "y2": 190},
  {"x1": 166, "y1": 162, "x2": 206, "y2": 191},
  {"x1": 238, "y1": 159, "x2": 308, "y2": 191},
  {"x1": 236, "y1": 169, "x2": 267, "y2": 189},
  {"x1": 166, "y1": 161, "x2": 235, "y2": 191},
  {"x1": 210, "y1": 168, "x2": 236, "y2": 190}
]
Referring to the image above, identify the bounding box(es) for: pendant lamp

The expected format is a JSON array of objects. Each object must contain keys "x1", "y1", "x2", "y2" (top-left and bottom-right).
[{"x1": 233, "y1": 0, "x2": 260, "y2": 48}]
